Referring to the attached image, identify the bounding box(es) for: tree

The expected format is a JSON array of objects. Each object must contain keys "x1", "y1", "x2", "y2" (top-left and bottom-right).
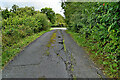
[
  {"x1": 2, "y1": 8, "x2": 10, "y2": 19},
  {"x1": 41, "y1": 7, "x2": 55, "y2": 24},
  {"x1": 16, "y1": 6, "x2": 35, "y2": 16},
  {"x1": 11, "y1": 4, "x2": 19, "y2": 13},
  {"x1": 55, "y1": 13, "x2": 66, "y2": 27}
]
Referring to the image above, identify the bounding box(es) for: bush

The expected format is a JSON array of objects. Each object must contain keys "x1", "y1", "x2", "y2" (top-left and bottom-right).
[
  {"x1": 62, "y1": 2, "x2": 120, "y2": 78},
  {"x1": 2, "y1": 6, "x2": 51, "y2": 52}
]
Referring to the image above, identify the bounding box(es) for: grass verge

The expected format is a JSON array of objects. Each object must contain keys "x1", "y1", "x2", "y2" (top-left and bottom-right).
[
  {"x1": 2, "y1": 30, "x2": 49, "y2": 68},
  {"x1": 66, "y1": 30, "x2": 118, "y2": 78},
  {"x1": 0, "y1": 31, "x2": 2, "y2": 69}
]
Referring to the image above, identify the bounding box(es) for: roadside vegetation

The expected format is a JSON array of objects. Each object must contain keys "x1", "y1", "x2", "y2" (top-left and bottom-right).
[
  {"x1": 0, "y1": 32, "x2": 1, "y2": 69},
  {"x1": 62, "y1": 2, "x2": 120, "y2": 78},
  {"x1": 53, "y1": 13, "x2": 66, "y2": 27},
  {"x1": 41, "y1": 7, "x2": 66, "y2": 27},
  {"x1": 1, "y1": 4, "x2": 66, "y2": 67},
  {"x1": 1, "y1": 5, "x2": 56, "y2": 67},
  {"x1": 41, "y1": 7, "x2": 56, "y2": 24},
  {"x1": 1, "y1": 1, "x2": 119, "y2": 78}
]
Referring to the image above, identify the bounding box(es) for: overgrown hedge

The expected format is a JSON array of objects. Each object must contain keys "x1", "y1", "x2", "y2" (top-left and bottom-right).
[
  {"x1": 62, "y1": 2, "x2": 120, "y2": 78},
  {"x1": 1, "y1": 6, "x2": 51, "y2": 66},
  {"x1": 2, "y1": 13, "x2": 50, "y2": 51}
]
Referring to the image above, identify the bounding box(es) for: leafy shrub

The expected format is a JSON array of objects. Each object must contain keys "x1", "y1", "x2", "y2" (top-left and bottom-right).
[
  {"x1": 2, "y1": 6, "x2": 51, "y2": 55},
  {"x1": 1, "y1": 5, "x2": 52, "y2": 67},
  {"x1": 62, "y1": 2, "x2": 120, "y2": 78}
]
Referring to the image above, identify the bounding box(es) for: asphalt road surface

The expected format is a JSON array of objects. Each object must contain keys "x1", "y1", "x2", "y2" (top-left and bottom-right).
[{"x1": 2, "y1": 30, "x2": 106, "y2": 78}]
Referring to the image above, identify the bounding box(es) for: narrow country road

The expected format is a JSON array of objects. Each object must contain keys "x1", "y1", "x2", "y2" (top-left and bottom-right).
[{"x1": 2, "y1": 29, "x2": 105, "y2": 78}]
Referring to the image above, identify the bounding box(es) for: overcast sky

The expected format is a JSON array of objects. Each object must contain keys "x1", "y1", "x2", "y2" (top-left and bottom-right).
[{"x1": 0, "y1": 0, "x2": 64, "y2": 16}]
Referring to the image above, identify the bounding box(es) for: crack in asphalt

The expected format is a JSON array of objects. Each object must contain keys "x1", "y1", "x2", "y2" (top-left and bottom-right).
[
  {"x1": 6, "y1": 55, "x2": 47, "y2": 67},
  {"x1": 53, "y1": 30, "x2": 77, "y2": 78},
  {"x1": 9, "y1": 62, "x2": 42, "y2": 67}
]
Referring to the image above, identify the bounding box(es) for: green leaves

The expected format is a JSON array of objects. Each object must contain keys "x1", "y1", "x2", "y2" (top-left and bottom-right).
[
  {"x1": 63, "y1": 2, "x2": 120, "y2": 78},
  {"x1": 113, "y1": 63, "x2": 118, "y2": 67},
  {"x1": 103, "y1": 61, "x2": 109, "y2": 65},
  {"x1": 2, "y1": 6, "x2": 51, "y2": 66},
  {"x1": 108, "y1": 21, "x2": 117, "y2": 32},
  {"x1": 41, "y1": 7, "x2": 56, "y2": 24}
]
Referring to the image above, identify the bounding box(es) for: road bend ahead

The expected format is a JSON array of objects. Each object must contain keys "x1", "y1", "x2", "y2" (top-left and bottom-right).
[{"x1": 2, "y1": 30, "x2": 105, "y2": 78}]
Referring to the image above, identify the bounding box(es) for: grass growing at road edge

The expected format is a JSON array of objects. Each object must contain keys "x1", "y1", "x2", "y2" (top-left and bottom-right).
[
  {"x1": 66, "y1": 30, "x2": 118, "y2": 78},
  {"x1": 2, "y1": 30, "x2": 49, "y2": 68}
]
